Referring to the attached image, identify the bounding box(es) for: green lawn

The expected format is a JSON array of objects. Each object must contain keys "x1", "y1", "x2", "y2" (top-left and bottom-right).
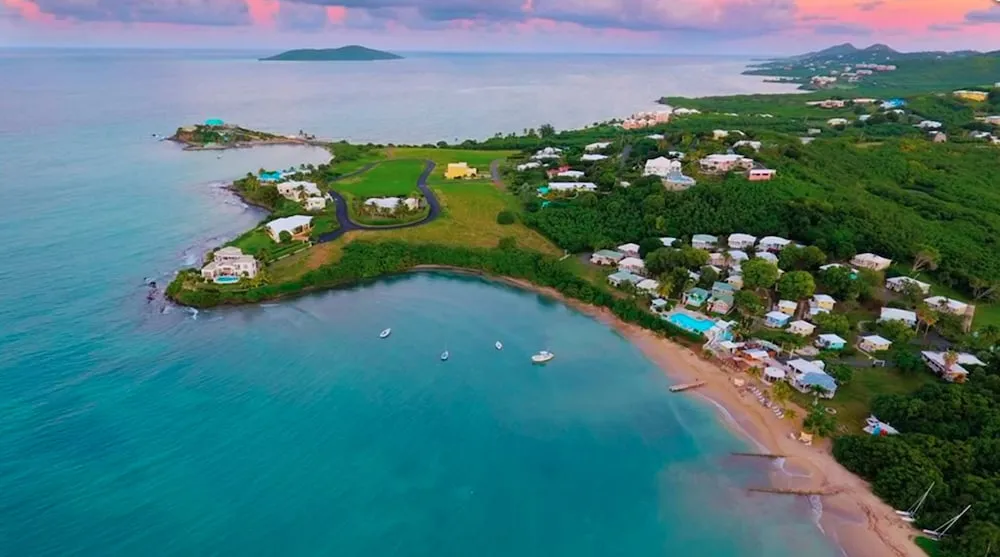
[
  {"x1": 393, "y1": 147, "x2": 516, "y2": 185},
  {"x1": 921, "y1": 279, "x2": 999, "y2": 329},
  {"x1": 802, "y1": 366, "x2": 936, "y2": 432},
  {"x1": 332, "y1": 150, "x2": 387, "y2": 176},
  {"x1": 331, "y1": 159, "x2": 426, "y2": 197},
  {"x1": 914, "y1": 536, "x2": 941, "y2": 557},
  {"x1": 229, "y1": 228, "x2": 275, "y2": 257}
]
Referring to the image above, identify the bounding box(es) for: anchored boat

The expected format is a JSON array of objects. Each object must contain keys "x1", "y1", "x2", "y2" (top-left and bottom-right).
[
  {"x1": 531, "y1": 350, "x2": 555, "y2": 364},
  {"x1": 495, "y1": 341, "x2": 503, "y2": 350},
  {"x1": 441, "y1": 350, "x2": 450, "y2": 361},
  {"x1": 379, "y1": 328, "x2": 392, "y2": 339}
]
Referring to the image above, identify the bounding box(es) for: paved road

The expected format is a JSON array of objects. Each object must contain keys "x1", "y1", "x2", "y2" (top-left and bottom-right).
[
  {"x1": 316, "y1": 159, "x2": 439, "y2": 243},
  {"x1": 489, "y1": 158, "x2": 504, "y2": 189}
]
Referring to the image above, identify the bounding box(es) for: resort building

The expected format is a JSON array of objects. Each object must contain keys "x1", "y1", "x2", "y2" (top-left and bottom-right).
[
  {"x1": 659, "y1": 237, "x2": 678, "y2": 248},
  {"x1": 683, "y1": 287, "x2": 710, "y2": 308},
  {"x1": 276, "y1": 180, "x2": 321, "y2": 202},
  {"x1": 556, "y1": 170, "x2": 586, "y2": 179},
  {"x1": 921, "y1": 351, "x2": 987, "y2": 382},
  {"x1": 608, "y1": 271, "x2": 643, "y2": 287},
  {"x1": 880, "y1": 307, "x2": 918, "y2": 328},
  {"x1": 787, "y1": 359, "x2": 837, "y2": 398},
  {"x1": 445, "y1": 162, "x2": 478, "y2": 179},
  {"x1": 516, "y1": 162, "x2": 541, "y2": 171},
  {"x1": 811, "y1": 294, "x2": 836, "y2": 312},
  {"x1": 924, "y1": 296, "x2": 969, "y2": 316},
  {"x1": 585, "y1": 141, "x2": 612, "y2": 152},
  {"x1": 886, "y1": 276, "x2": 931, "y2": 295},
  {"x1": 581, "y1": 154, "x2": 608, "y2": 162},
  {"x1": 747, "y1": 168, "x2": 777, "y2": 181},
  {"x1": 710, "y1": 293, "x2": 734, "y2": 314},
  {"x1": 758, "y1": 236, "x2": 791, "y2": 252},
  {"x1": 699, "y1": 154, "x2": 754, "y2": 174},
  {"x1": 728, "y1": 233, "x2": 756, "y2": 249},
  {"x1": 200, "y1": 246, "x2": 258, "y2": 281},
  {"x1": 859, "y1": 335, "x2": 893, "y2": 353},
  {"x1": 765, "y1": 311, "x2": 791, "y2": 328},
  {"x1": 788, "y1": 320, "x2": 816, "y2": 336},
  {"x1": 532, "y1": 147, "x2": 563, "y2": 160},
  {"x1": 590, "y1": 250, "x2": 625, "y2": 266},
  {"x1": 617, "y1": 257, "x2": 646, "y2": 275},
  {"x1": 691, "y1": 234, "x2": 718, "y2": 250},
  {"x1": 755, "y1": 252, "x2": 779, "y2": 264},
  {"x1": 816, "y1": 334, "x2": 847, "y2": 351},
  {"x1": 644, "y1": 157, "x2": 682, "y2": 178},
  {"x1": 851, "y1": 253, "x2": 892, "y2": 271},
  {"x1": 364, "y1": 197, "x2": 420, "y2": 213},
  {"x1": 776, "y1": 300, "x2": 797, "y2": 315},
  {"x1": 265, "y1": 215, "x2": 313, "y2": 243},
  {"x1": 303, "y1": 197, "x2": 327, "y2": 212},
  {"x1": 617, "y1": 243, "x2": 640, "y2": 257},
  {"x1": 637, "y1": 279, "x2": 661, "y2": 296},
  {"x1": 546, "y1": 182, "x2": 597, "y2": 193}
]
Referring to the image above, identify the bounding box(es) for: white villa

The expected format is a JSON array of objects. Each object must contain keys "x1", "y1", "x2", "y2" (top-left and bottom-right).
[
  {"x1": 733, "y1": 140, "x2": 762, "y2": 152},
  {"x1": 712, "y1": 129, "x2": 729, "y2": 140},
  {"x1": 851, "y1": 253, "x2": 892, "y2": 271},
  {"x1": 659, "y1": 237, "x2": 678, "y2": 248},
  {"x1": 827, "y1": 118, "x2": 849, "y2": 126},
  {"x1": 364, "y1": 197, "x2": 420, "y2": 213},
  {"x1": 859, "y1": 335, "x2": 893, "y2": 353},
  {"x1": 516, "y1": 162, "x2": 541, "y2": 171},
  {"x1": 608, "y1": 271, "x2": 643, "y2": 287},
  {"x1": 637, "y1": 279, "x2": 661, "y2": 296},
  {"x1": 756, "y1": 251, "x2": 779, "y2": 264},
  {"x1": 591, "y1": 250, "x2": 625, "y2": 265},
  {"x1": 916, "y1": 120, "x2": 943, "y2": 129},
  {"x1": 921, "y1": 351, "x2": 986, "y2": 382},
  {"x1": 581, "y1": 154, "x2": 608, "y2": 162},
  {"x1": 880, "y1": 307, "x2": 918, "y2": 328},
  {"x1": 532, "y1": 147, "x2": 563, "y2": 160},
  {"x1": 276, "y1": 180, "x2": 321, "y2": 202},
  {"x1": 556, "y1": 170, "x2": 586, "y2": 179},
  {"x1": 546, "y1": 182, "x2": 597, "y2": 193},
  {"x1": 303, "y1": 197, "x2": 327, "y2": 212},
  {"x1": 886, "y1": 276, "x2": 931, "y2": 295},
  {"x1": 788, "y1": 320, "x2": 816, "y2": 336},
  {"x1": 758, "y1": 236, "x2": 791, "y2": 252},
  {"x1": 617, "y1": 243, "x2": 640, "y2": 257},
  {"x1": 692, "y1": 234, "x2": 718, "y2": 250},
  {"x1": 728, "y1": 233, "x2": 756, "y2": 249},
  {"x1": 201, "y1": 246, "x2": 259, "y2": 281},
  {"x1": 266, "y1": 215, "x2": 313, "y2": 243},
  {"x1": 618, "y1": 257, "x2": 646, "y2": 275},
  {"x1": 699, "y1": 154, "x2": 754, "y2": 173},
  {"x1": 585, "y1": 141, "x2": 612, "y2": 152},
  {"x1": 924, "y1": 296, "x2": 969, "y2": 316},
  {"x1": 644, "y1": 156, "x2": 682, "y2": 178}
]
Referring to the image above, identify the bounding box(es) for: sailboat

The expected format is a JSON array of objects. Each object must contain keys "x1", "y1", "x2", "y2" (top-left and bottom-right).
[
  {"x1": 379, "y1": 328, "x2": 392, "y2": 339},
  {"x1": 895, "y1": 483, "x2": 934, "y2": 522},
  {"x1": 923, "y1": 505, "x2": 972, "y2": 540},
  {"x1": 495, "y1": 341, "x2": 503, "y2": 350}
]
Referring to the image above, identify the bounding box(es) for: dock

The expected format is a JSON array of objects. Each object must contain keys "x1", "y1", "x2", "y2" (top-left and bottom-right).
[
  {"x1": 748, "y1": 487, "x2": 839, "y2": 496},
  {"x1": 731, "y1": 452, "x2": 786, "y2": 459},
  {"x1": 669, "y1": 381, "x2": 706, "y2": 393}
]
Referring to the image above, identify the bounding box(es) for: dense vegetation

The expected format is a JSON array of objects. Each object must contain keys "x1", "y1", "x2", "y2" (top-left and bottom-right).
[{"x1": 833, "y1": 359, "x2": 1000, "y2": 556}]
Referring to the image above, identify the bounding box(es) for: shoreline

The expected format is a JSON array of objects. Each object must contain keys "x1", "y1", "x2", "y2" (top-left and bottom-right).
[
  {"x1": 167, "y1": 137, "x2": 330, "y2": 152},
  {"x1": 411, "y1": 266, "x2": 924, "y2": 557}
]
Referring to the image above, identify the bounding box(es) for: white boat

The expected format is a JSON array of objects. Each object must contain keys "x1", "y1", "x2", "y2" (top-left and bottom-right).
[
  {"x1": 495, "y1": 341, "x2": 503, "y2": 350},
  {"x1": 379, "y1": 328, "x2": 392, "y2": 339},
  {"x1": 531, "y1": 350, "x2": 555, "y2": 364},
  {"x1": 441, "y1": 350, "x2": 450, "y2": 361}
]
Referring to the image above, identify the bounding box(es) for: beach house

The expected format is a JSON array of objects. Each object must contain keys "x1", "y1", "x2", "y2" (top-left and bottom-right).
[
  {"x1": 710, "y1": 293, "x2": 734, "y2": 314},
  {"x1": 644, "y1": 157, "x2": 682, "y2": 178},
  {"x1": 266, "y1": 215, "x2": 313, "y2": 242},
  {"x1": 728, "y1": 233, "x2": 756, "y2": 250},
  {"x1": 699, "y1": 154, "x2": 754, "y2": 174},
  {"x1": 585, "y1": 141, "x2": 612, "y2": 152},
  {"x1": 691, "y1": 234, "x2": 718, "y2": 250},
  {"x1": 590, "y1": 250, "x2": 625, "y2": 266},
  {"x1": 618, "y1": 257, "x2": 646, "y2": 275},
  {"x1": 921, "y1": 351, "x2": 986, "y2": 382},
  {"x1": 636, "y1": 279, "x2": 661, "y2": 296},
  {"x1": 788, "y1": 320, "x2": 816, "y2": 336},
  {"x1": 726, "y1": 274, "x2": 744, "y2": 290},
  {"x1": 683, "y1": 287, "x2": 710, "y2": 308},
  {"x1": 200, "y1": 246, "x2": 259, "y2": 281},
  {"x1": 859, "y1": 335, "x2": 892, "y2": 353},
  {"x1": 851, "y1": 253, "x2": 892, "y2": 271},
  {"x1": 445, "y1": 162, "x2": 478, "y2": 179},
  {"x1": 776, "y1": 300, "x2": 797, "y2": 315},
  {"x1": 924, "y1": 296, "x2": 969, "y2": 316},
  {"x1": 765, "y1": 311, "x2": 791, "y2": 328},
  {"x1": 811, "y1": 294, "x2": 836, "y2": 312},
  {"x1": 303, "y1": 197, "x2": 327, "y2": 211},
  {"x1": 787, "y1": 359, "x2": 837, "y2": 398},
  {"x1": 757, "y1": 236, "x2": 791, "y2": 252},
  {"x1": 608, "y1": 271, "x2": 642, "y2": 288},
  {"x1": 815, "y1": 334, "x2": 847, "y2": 351},
  {"x1": 886, "y1": 276, "x2": 931, "y2": 295},
  {"x1": 747, "y1": 168, "x2": 777, "y2": 181},
  {"x1": 276, "y1": 180, "x2": 321, "y2": 202},
  {"x1": 880, "y1": 307, "x2": 918, "y2": 328},
  {"x1": 650, "y1": 298, "x2": 669, "y2": 314}
]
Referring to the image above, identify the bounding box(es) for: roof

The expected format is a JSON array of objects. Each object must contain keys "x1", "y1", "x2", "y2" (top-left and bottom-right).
[
  {"x1": 799, "y1": 371, "x2": 837, "y2": 392},
  {"x1": 887, "y1": 276, "x2": 930, "y2": 287},
  {"x1": 766, "y1": 311, "x2": 790, "y2": 322},
  {"x1": 215, "y1": 246, "x2": 244, "y2": 258},
  {"x1": 765, "y1": 367, "x2": 787, "y2": 379},
  {"x1": 880, "y1": 307, "x2": 917, "y2": 322},
  {"x1": 266, "y1": 215, "x2": 313, "y2": 236},
  {"x1": 608, "y1": 271, "x2": 642, "y2": 284},
  {"x1": 593, "y1": 249, "x2": 624, "y2": 259},
  {"x1": 729, "y1": 233, "x2": 756, "y2": 244},
  {"x1": 659, "y1": 237, "x2": 677, "y2": 247},
  {"x1": 758, "y1": 236, "x2": 791, "y2": 246},
  {"x1": 557, "y1": 170, "x2": 585, "y2": 178},
  {"x1": 713, "y1": 292, "x2": 734, "y2": 305},
  {"x1": 729, "y1": 250, "x2": 749, "y2": 261},
  {"x1": 692, "y1": 234, "x2": 718, "y2": 243},
  {"x1": 618, "y1": 243, "x2": 640, "y2": 252},
  {"x1": 745, "y1": 349, "x2": 770, "y2": 360},
  {"x1": 365, "y1": 197, "x2": 403, "y2": 210},
  {"x1": 651, "y1": 298, "x2": 669, "y2": 308},
  {"x1": 813, "y1": 294, "x2": 836, "y2": 303},
  {"x1": 778, "y1": 299, "x2": 797, "y2": 308},
  {"x1": 925, "y1": 296, "x2": 968, "y2": 311},
  {"x1": 686, "y1": 287, "x2": 710, "y2": 298},
  {"x1": 787, "y1": 358, "x2": 826, "y2": 375},
  {"x1": 818, "y1": 333, "x2": 847, "y2": 344},
  {"x1": 861, "y1": 334, "x2": 892, "y2": 345},
  {"x1": 581, "y1": 154, "x2": 608, "y2": 161},
  {"x1": 790, "y1": 320, "x2": 815, "y2": 330},
  {"x1": 547, "y1": 182, "x2": 597, "y2": 191},
  {"x1": 618, "y1": 257, "x2": 645, "y2": 268},
  {"x1": 637, "y1": 279, "x2": 660, "y2": 290},
  {"x1": 712, "y1": 281, "x2": 735, "y2": 291},
  {"x1": 756, "y1": 252, "x2": 778, "y2": 263}
]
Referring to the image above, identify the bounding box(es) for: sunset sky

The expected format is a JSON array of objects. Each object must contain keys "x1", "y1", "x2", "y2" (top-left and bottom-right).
[{"x1": 2, "y1": 0, "x2": 999, "y2": 54}]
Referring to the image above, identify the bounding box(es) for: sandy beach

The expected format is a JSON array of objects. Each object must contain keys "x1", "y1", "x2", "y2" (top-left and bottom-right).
[{"x1": 490, "y1": 275, "x2": 926, "y2": 557}]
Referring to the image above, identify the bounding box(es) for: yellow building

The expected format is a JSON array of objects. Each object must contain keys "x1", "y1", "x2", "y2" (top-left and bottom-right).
[
  {"x1": 953, "y1": 90, "x2": 989, "y2": 102},
  {"x1": 445, "y1": 162, "x2": 478, "y2": 180}
]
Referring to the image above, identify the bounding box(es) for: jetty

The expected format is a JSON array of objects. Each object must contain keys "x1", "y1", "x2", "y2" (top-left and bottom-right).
[
  {"x1": 669, "y1": 381, "x2": 706, "y2": 393},
  {"x1": 731, "y1": 452, "x2": 786, "y2": 459},
  {"x1": 748, "y1": 486, "x2": 839, "y2": 496}
]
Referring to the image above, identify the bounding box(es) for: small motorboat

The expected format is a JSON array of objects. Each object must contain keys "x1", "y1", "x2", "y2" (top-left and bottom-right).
[
  {"x1": 379, "y1": 328, "x2": 392, "y2": 339},
  {"x1": 495, "y1": 341, "x2": 503, "y2": 350},
  {"x1": 531, "y1": 350, "x2": 555, "y2": 364},
  {"x1": 441, "y1": 350, "x2": 450, "y2": 361}
]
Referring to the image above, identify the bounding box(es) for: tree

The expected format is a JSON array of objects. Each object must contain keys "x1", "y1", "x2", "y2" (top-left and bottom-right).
[
  {"x1": 878, "y1": 319, "x2": 916, "y2": 345},
  {"x1": 915, "y1": 303, "x2": 939, "y2": 337},
  {"x1": 804, "y1": 404, "x2": 837, "y2": 437},
  {"x1": 911, "y1": 245, "x2": 940, "y2": 273},
  {"x1": 734, "y1": 290, "x2": 765, "y2": 322},
  {"x1": 639, "y1": 238, "x2": 666, "y2": 258},
  {"x1": 667, "y1": 267, "x2": 694, "y2": 295},
  {"x1": 539, "y1": 123, "x2": 555, "y2": 138},
  {"x1": 771, "y1": 380, "x2": 793, "y2": 405},
  {"x1": 971, "y1": 278, "x2": 1000, "y2": 301},
  {"x1": 825, "y1": 363, "x2": 854, "y2": 386},
  {"x1": 697, "y1": 266, "x2": 720, "y2": 289},
  {"x1": 777, "y1": 271, "x2": 816, "y2": 308},
  {"x1": 278, "y1": 230, "x2": 292, "y2": 243},
  {"x1": 779, "y1": 245, "x2": 827, "y2": 271},
  {"x1": 645, "y1": 248, "x2": 676, "y2": 276},
  {"x1": 742, "y1": 258, "x2": 779, "y2": 291},
  {"x1": 496, "y1": 210, "x2": 515, "y2": 225},
  {"x1": 891, "y1": 348, "x2": 924, "y2": 374},
  {"x1": 818, "y1": 266, "x2": 860, "y2": 301},
  {"x1": 813, "y1": 312, "x2": 850, "y2": 337}
]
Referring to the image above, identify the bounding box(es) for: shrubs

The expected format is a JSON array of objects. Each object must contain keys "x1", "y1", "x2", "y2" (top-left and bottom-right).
[{"x1": 496, "y1": 210, "x2": 516, "y2": 225}]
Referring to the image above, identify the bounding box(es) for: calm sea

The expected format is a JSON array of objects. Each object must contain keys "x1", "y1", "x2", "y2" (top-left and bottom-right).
[{"x1": 0, "y1": 49, "x2": 835, "y2": 556}]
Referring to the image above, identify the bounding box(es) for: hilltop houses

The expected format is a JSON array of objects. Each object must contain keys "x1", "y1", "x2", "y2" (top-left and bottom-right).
[
  {"x1": 765, "y1": 311, "x2": 791, "y2": 328},
  {"x1": 758, "y1": 236, "x2": 791, "y2": 252},
  {"x1": 200, "y1": 247, "x2": 259, "y2": 282},
  {"x1": 816, "y1": 333, "x2": 847, "y2": 351},
  {"x1": 827, "y1": 118, "x2": 849, "y2": 127},
  {"x1": 546, "y1": 182, "x2": 597, "y2": 193},
  {"x1": 585, "y1": 141, "x2": 612, "y2": 152},
  {"x1": 618, "y1": 257, "x2": 646, "y2": 275},
  {"x1": 364, "y1": 197, "x2": 420, "y2": 213},
  {"x1": 445, "y1": 162, "x2": 478, "y2": 179},
  {"x1": 516, "y1": 162, "x2": 541, "y2": 171},
  {"x1": 728, "y1": 233, "x2": 756, "y2": 249},
  {"x1": 692, "y1": 234, "x2": 718, "y2": 250},
  {"x1": 789, "y1": 320, "x2": 816, "y2": 336},
  {"x1": 659, "y1": 237, "x2": 678, "y2": 248},
  {"x1": 556, "y1": 169, "x2": 585, "y2": 179},
  {"x1": 916, "y1": 120, "x2": 943, "y2": 130},
  {"x1": 733, "y1": 140, "x2": 762, "y2": 152},
  {"x1": 617, "y1": 243, "x2": 640, "y2": 257},
  {"x1": 581, "y1": 154, "x2": 608, "y2": 162},
  {"x1": 851, "y1": 253, "x2": 892, "y2": 271},
  {"x1": 886, "y1": 276, "x2": 931, "y2": 295},
  {"x1": 622, "y1": 111, "x2": 670, "y2": 129},
  {"x1": 591, "y1": 250, "x2": 625, "y2": 266},
  {"x1": 747, "y1": 168, "x2": 776, "y2": 181},
  {"x1": 787, "y1": 359, "x2": 837, "y2": 398},
  {"x1": 859, "y1": 335, "x2": 893, "y2": 353},
  {"x1": 266, "y1": 215, "x2": 313, "y2": 243},
  {"x1": 644, "y1": 157, "x2": 682, "y2": 178},
  {"x1": 303, "y1": 197, "x2": 327, "y2": 211},
  {"x1": 924, "y1": 296, "x2": 970, "y2": 316},
  {"x1": 880, "y1": 307, "x2": 918, "y2": 328},
  {"x1": 699, "y1": 154, "x2": 754, "y2": 174},
  {"x1": 954, "y1": 90, "x2": 989, "y2": 102},
  {"x1": 276, "y1": 180, "x2": 321, "y2": 201},
  {"x1": 922, "y1": 351, "x2": 986, "y2": 382},
  {"x1": 806, "y1": 99, "x2": 846, "y2": 109},
  {"x1": 532, "y1": 147, "x2": 563, "y2": 160},
  {"x1": 608, "y1": 271, "x2": 643, "y2": 287}
]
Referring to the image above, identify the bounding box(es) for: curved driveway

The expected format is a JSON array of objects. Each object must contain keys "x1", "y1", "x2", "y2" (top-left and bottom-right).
[{"x1": 316, "y1": 159, "x2": 439, "y2": 243}]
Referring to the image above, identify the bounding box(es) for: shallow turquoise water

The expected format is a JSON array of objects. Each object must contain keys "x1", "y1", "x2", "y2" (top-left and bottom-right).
[{"x1": 0, "y1": 49, "x2": 836, "y2": 556}]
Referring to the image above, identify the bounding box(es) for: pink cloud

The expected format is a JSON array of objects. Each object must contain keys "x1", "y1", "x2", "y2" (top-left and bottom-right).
[
  {"x1": 2, "y1": 0, "x2": 54, "y2": 22},
  {"x1": 325, "y1": 5, "x2": 347, "y2": 24},
  {"x1": 245, "y1": 0, "x2": 280, "y2": 26}
]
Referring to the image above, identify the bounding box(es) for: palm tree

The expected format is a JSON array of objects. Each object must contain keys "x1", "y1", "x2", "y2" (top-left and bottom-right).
[
  {"x1": 916, "y1": 303, "x2": 938, "y2": 337},
  {"x1": 772, "y1": 381, "x2": 792, "y2": 406},
  {"x1": 784, "y1": 408, "x2": 798, "y2": 421},
  {"x1": 747, "y1": 366, "x2": 762, "y2": 380}
]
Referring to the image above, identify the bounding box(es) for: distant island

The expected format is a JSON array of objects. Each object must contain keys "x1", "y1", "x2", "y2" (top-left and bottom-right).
[
  {"x1": 260, "y1": 45, "x2": 403, "y2": 62},
  {"x1": 167, "y1": 119, "x2": 327, "y2": 151}
]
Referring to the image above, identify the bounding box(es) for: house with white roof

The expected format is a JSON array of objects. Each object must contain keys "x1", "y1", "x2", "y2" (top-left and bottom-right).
[
  {"x1": 646, "y1": 133, "x2": 665, "y2": 140},
  {"x1": 546, "y1": 182, "x2": 597, "y2": 193},
  {"x1": 266, "y1": 215, "x2": 313, "y2": 243},
  {"x1": 776, "y1": 300, "x2": 797, "y2": 315},
  {"x1": 916, "y1": 120, "x2": 943, "y2": 129},
  {"x1": 659, "y1": 237, "x2": 678, "y2": 248},
  {"x1": 532, "y1": 147, "x2": 563, "y2": 160},
  {"x1": 859, "y1": 335, "x2": 892, "y2": 353},
  {"x1": 585, "y1": 141, "x2": 612, "y2": 152},
  {"x1": 827, "y1": 118, "x2": 849, "y2": 126},
  {"x1": 276, "y1": 180, "x2": 321, "y2": 202},
  {"x1": 618, "y1": 257, "x2": 646, "y2": 275},
  {"x1": 712, "y1": 129, "x2": 729, "y2": 140},
  {"x1": 303, "y1": 197, "x2": 327, "y2": 212},
  {"x1": 756, "y1": 252, "x2": 779, "y2": 264},
  {"x1": 364, "y1": 197, "x2": 420, "y2": 213},
  {"x1": 757, "y1": 236, "x2": 791, "y2": 252},
  {"x1": 921, "y1": 351, "x2": 986, "y2": 382},
  {"x1": 880, "y1": 307, "x2": 917, "y2": 328},
  {"x1": 851, "y1": 253, "x2": 892, "y2": 271},
  {"x1": 617, "y1": 243, "x2": 640, "y2": 257},
  {"x1": 727, "y1": 250, "x2": 749, "y2": 266},
  {"x1": 726, "y1": 274, "x2": 744, "y2": 290},
  {"x1": 673, "y1": 108, "x2": 701, "y2": 115},
  {"x1": 733, "y1": 140, "x2": 762, "y2": 152},
  {"x1": 516, "y1": 162, "x2": 541, "y2": 171},
  {"x1": 787, "y1": 359, "x2": 837, "y2": 397},
  {"x1": 201, "y1": 246, "x2": 259, "y2": 281},
  {"x1": 765, "y1": 311, "x2": 791, "y2": 328},
  {"x1": 728, "y1": 233, "x2": 757, "y2": 249},
  {"x1": 788, "y1": 320, "x2": 816, "y2": 336},
  {"x1": 590, "y1": 250, "x2": 625, "y2": 266},
  {"x1": 692, "y1": 234, "x2": 718, "y2": 250},
  {"x1": 644, "y1": 157, "x2": 682, "y2": 178},
  {"x1": 556, "y1": 170, "x2": 586, "y2": 179},
  {"x1": 608, "y1": 271, "x2": 643, "y2": 287},
  {"x1": 816, "y1": 333, "x2": 847, "y2": 350},
  {"x1": 581, "y1": 154, "x2": 608, "y2": 162},
  {"x1": 699, "y1": 154, "x2": 754, "y2": 174},
  {"x1": 650, "y1": 298, "x2": 669, "y2": 314},
  {"x1": 709, "y1": 252, "x2": 727, "y2": 267},
  {"x1": 636, "y1": 279, "x2": 661, "y2": 296},
  {"x1": 924, "y1": 296, "x2": 969, "y2": 316},
  {"x1": 886, "y1": 276, "x2": 931, "y2": 295},
  {"x1": 811, "y1": 294, "x2": 836, "y2": 312}
]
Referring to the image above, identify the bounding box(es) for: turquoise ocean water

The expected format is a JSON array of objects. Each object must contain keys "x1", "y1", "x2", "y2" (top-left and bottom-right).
[{"x1": 0, "y1": 49, "x2": 837, "y2": 556}]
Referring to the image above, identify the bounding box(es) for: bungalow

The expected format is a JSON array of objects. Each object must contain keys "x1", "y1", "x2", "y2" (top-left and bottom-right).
[
  {"x1": 788, "y1": 320, "x2": 816, "y2": 336},
  {"x1": 516, "y1": 162, "x2": 541, "y2": 171},
  {"x1": 726, "y1": 274, "x2": 744, "y2": 290},
  {"x1": 930, "y1": 132, "x2": 947, "y2": 143},
  {"x1": 984, "y1": 115, "x2": 1000, "y2": 125},
  {"x1": 556, "y1": 169, "x2": 586, "y2": 179},
  {"x1": 709, "y1": 252, "x2": 727, "y2": 267},
  {"x1": 581, "y1": 154, "x2": 608, "y2": 162},
  {"x1": 924, "y1": 296, "x2": 969, "y2": 316},
  {"x1": 201, "y1": 246, "x2": 259, "y2": 281},
  {"x1": 699, "y1": 154, "x2": 754, "y2": 173},
  {"x1": 663, "y1": 171, "x2": 697, "y2": 190},
  {"x1": 590, "y1": 250, "x2": 625, "y2": 266},
  {"x1": 532, "y1": 147, "x2": 563, "y2": 160},
  {"x1": 827, "y1": 118, "x2": 849, "y2": 126},
  {"x1": 886, "y1": 276, "x2": 931, "y2": 295},
  {"x1": 758, "y1": 236, "x2": 791, "y2": 252},
  {"x1": 637, "y1": 279, "x2": 661, "y2": 296},
  {"x1": 546, "y1": 165, "x2": 571, "y2": 178},
  {"x1": 776, "y1": 300, "x2": 797, "y2": 315},
  {"x1": 916, "y1": 120, "x2": 943, "y2": 129},
  {"x1": 276, "y1": 180, "x2": 321, "y2": 201},
  {"x1": 880, "y1": 307, "x2": 918, "y2": 328},
  {"x1": 812, "y1": 294, "x2": 836, "y2": 312},
  {"x1": 585, "y1": 141, "x2": 612, "y2": 152},
  {"x1": 733, "y1": 140, "x2": 762, "y2": 152},
  {"x1": 921, "y1": 351, "x2": 986, "y2": 382},
  {"x1": 659, "y1": 237, "x2": 678, "y2": 248},
  {"x1": 765, "y1": 311, "x2": 791, "y2": 328},
  {"x1": 763, "y1": 366, "x2": 787, "y2": 384},
  {"x1": 266, "y1": 215, "x2": 313, "y2": 243},
  {"x1": 710, "y1": 293, "x2": 734, "y2": 314},
  {"x1": 650, "y1": 298, "x2": 669, "y2": 314},
  {"x1": 683, "y1": 287, "x2": 711, "y2": 307},
  {"x1": 617, "y1": 243, "x2": 641, "y2": 257},
  {"x1": 692, "y1": 234, "x2": 718, "y2": 250},
  {"x1": 816, "y1": 333, "x2": 847, "y2": 351},
  {"x1": 608, "y1": 271, "x2": 643, "y2": 287},
  {"x1": 755, "y1": 251, "x2": 779, "y2": 264},
  {"x1": 851, "y1": 253, "x2": 892, "y2": 271},
  {"x1": 303, "y1": 197, "x2": 327, "y2": 212},
  {"x1": 364, "y1": 197, "x2": 420, "y2": 213},
  {"x1": 712, "y1": 281, "x2": 736, "y2": 298},
  {"x1": 728, "y1": 233, "x2": 757, "y2": 249},
  {"x1": 748, "y1": 168, "x2": 776, "y2": 181},
  {"x1": 618, "y1": 257, "x2": 646, "y2": 275},
  {"x1": 788, "y1": 359, "x2": 837, "y2": 398},
  {"x1": 644, "y1": 156, "x2": 682, "y2": 178},
  {"x1": 712, "y1": 129, "x2": 729, "y2": 140},
  {"x1": 859, "y1": 334, "x2": 892, "y2": 353},
  {"x1": 546, "y1": 182, "x2": 597, "y2": 193},
  {"x1": 727, "y1": 250, "x2": 749, "y2": 266},
  {"x1": 445, "y1": 162, "x2": 478, "y2": 179}
]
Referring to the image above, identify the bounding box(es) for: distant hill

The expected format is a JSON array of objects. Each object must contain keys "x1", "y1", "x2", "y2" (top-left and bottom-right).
[
  {"x1": 261, "y1": 45, "x2": 402, "y2": 62},
  {"x1": 777, "y1": 42, "x2": 986, "y2": 65}
]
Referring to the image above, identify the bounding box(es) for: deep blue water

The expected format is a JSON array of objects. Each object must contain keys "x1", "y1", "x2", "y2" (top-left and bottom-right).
[{"x1": 0, "y1": 49, "x2": 834, "y2": 556}]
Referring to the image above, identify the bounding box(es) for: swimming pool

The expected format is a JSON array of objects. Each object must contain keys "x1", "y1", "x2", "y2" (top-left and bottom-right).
[
  {"x1": 667, "y1": 312, "x2": 716, "y2": 335},
  {"x1": 214, "y1": 276, "x2": 240, "y2": 285}
]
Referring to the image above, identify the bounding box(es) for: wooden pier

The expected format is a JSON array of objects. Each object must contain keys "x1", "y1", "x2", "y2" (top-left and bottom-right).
[
  {"x1": 731, "y1": 452, "x2": 786, "y2": 459},
  {"x1": 669, "y1": 381, "x2": 706, "y2": 393}
]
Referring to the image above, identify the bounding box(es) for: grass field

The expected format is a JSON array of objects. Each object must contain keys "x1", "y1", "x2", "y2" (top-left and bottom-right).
[
  {"x1": 331, "y1": 159, "x2": 426, "y2": 197},
  {"x1": 229, "y1": 228, "x2": 275, "y2": 257},
  {"x1": 795, "y1": 367, "x2": 936, "y2": 431},
  {"x1": 393, "y1": 147, "x2": 516, "y2": 185}
]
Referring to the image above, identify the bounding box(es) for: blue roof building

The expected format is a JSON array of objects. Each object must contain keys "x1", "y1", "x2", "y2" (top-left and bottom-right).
[{"x1": 205, "y1": 118, "x2": 225, "y2": 127}]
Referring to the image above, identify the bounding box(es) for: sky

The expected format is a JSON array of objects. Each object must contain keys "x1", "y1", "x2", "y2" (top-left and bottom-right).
[{"x1": 1, "y1": 0, "x2": 999, "y2": 54}]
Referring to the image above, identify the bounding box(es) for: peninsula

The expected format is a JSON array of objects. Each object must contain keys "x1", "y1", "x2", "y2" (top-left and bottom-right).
[
  {"x1": 168, "y1": 82, "x2": 1000, "y2": 557},
  {"x1": 260, "y1": 45, "x2": 402, "y2": 62},
  {"x1": 168, "y1": 120, "x2": 328, "y2": 150}
]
